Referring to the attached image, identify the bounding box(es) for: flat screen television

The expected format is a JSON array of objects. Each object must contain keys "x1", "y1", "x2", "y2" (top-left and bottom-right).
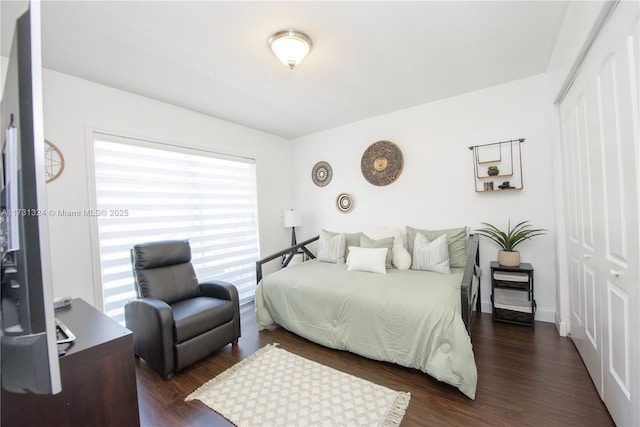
[{"x1": 0, "y1": 2, "x2": 62, "y2": 395}]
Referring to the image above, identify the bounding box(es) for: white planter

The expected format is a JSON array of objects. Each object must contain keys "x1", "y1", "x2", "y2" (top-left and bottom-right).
[{"x1": 498, "y1": 250, "x2": 520, "y2": 267}]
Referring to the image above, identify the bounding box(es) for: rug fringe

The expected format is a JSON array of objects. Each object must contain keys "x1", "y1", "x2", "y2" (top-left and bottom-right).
[
  {"x1": 382, "y1": 391, "x2": 411, "y2": 427},
  {"x1": 185, "y1": 343, "x2": 279, "y2": 402}
]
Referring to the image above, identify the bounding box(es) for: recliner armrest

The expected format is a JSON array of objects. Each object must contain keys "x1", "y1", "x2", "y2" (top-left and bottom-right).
[
  {"x1": 124, "y1": 297, "x2": 175, "y2": 378},
  {"x1": 199, "y1": 281, "x2": 241, "y2": 341},
  {"x1": 199, "y1": 280, "x2": 238, "y2": 303}
]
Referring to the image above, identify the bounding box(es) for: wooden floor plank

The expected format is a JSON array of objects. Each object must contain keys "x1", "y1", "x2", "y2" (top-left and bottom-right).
[{"x1": 135, "y1": 305, "x2": 614, "y2": 426}]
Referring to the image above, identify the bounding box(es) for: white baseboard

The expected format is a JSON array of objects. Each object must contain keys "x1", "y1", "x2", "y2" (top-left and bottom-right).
[
  {"x1": 555, "y1": 312, "x2": 568, "y2": 337},
  {"x1": 479, "y1": 300, "x2": 556, "y2": 324}
]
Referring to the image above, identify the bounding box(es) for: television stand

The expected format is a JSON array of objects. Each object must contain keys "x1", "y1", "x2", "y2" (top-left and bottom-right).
[{"x1": 1, "y1": 298, "x2": 140, "y2": 426}]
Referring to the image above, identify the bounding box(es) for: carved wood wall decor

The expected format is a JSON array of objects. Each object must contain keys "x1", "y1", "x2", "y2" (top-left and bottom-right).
[
  {"x1": 361, "y1": 140, "x2": 403, "y2": 186},
  {"x1": 336, "y1": 193, "x2": 354, "y2": 213},
  {"x1": 311, "y1": 161, "x2": 333, "y2": 187}
]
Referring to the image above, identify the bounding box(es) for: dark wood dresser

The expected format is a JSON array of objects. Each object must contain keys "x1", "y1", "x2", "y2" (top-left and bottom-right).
[{"x1": 1, "y1": 298, "x2": 140, "y2": 426}]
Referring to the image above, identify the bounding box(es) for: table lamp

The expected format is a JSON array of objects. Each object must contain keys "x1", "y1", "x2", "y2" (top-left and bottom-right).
[{"x1": 284, "y1": 210, "x2": 302, "y2": 246}]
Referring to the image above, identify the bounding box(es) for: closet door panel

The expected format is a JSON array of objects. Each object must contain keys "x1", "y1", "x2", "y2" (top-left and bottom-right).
[
  {"x1": 584, "y1": 265, "x2": 597, "y2": 350},
  {"x1": 559, "y1": 3, "x2": 639, "y2": 425},
  {"x1": 560, "y1": 68, "x2": 602, "y2": 393},
  {"x1": 597, "y1": 54, "x2": 630, "y2": 268},
  {"x1": 597, "y1": 6, "x2": 639, "y2": 426},
  {"x1": 607, "y1": 282, "x2": 630, "y2": 398}
]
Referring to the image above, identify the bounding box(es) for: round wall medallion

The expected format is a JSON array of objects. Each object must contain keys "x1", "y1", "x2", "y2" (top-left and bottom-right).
[
  {"x1": 336, "y1": 193, "x2": 354, "y2": 213},
  {"x1": 361, "y1": 140, "x2": 403, "y2": 186},
  {"x1": 44, "y1": 139, "x2": 65, "y2": 183},
  {"x1": 311, "y1": 161, "x2": 333, "y2": 187}
]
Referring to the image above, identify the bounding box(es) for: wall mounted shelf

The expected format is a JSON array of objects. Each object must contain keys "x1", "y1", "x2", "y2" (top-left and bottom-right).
[{"x1": 469, "y1": 138, "x2": 525, "y2": 192}]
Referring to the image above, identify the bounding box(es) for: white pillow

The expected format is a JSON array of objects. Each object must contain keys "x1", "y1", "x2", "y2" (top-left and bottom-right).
[
  {"x1": 363, "y1": 225, "x2": 411, "y2": 270},
  {"x1": 317, "y1": 230, "x2": 346, "y2": 264},
  {"x1": 346, "y1": 247, "x2": 388, "y2": 274},
  {"x1": 412, "y1": 233, "x2": 451, "y2": 274},
  {"x1": 392, "y1": 246, "x2": 412, "y2": 270}
]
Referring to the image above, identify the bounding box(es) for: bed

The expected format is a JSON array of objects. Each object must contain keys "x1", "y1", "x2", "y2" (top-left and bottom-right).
[{"x1": 255, "y1": 232, "x2": 481, "y2": 399}]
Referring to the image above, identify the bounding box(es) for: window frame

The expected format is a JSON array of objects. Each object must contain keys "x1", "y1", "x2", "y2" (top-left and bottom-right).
[{"x1": 86, "y1": 129, "x2": 261, "y2": 321}]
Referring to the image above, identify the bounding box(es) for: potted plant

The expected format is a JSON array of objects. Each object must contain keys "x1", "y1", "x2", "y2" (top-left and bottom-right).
[
  {"x1": 487, "y1": 165, "x2": 499, "y2": 176},
  {"x1": 475, "y1": 220, "x2": 547, "y2": 266}
]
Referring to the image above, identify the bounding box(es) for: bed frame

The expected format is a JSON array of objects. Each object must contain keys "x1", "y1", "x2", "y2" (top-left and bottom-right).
[
  {"x1": 256, "y1": 234, "x2": 481, "y2": 333},
  {"x1": 461, "y1": 234, "x2": 481, "y2": 332}
]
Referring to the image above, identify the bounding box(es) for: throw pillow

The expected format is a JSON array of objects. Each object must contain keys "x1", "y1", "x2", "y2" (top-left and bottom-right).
[
  {"x1": 411, "y1": 233, "x2": 451, "y2": 274},
  {"x1": 362, "y1": 225, "x2": 411, "y2": 270},
  {"x1": 317, "y1": 230, "x2": 346, "y2": 264},
  {"x1": 406, "y1": 226, "x2": 468, "y2": 268},
  {"x1": 392, "y1": 247, "x2": 412, "y2": 270},
  {"x1": 360, "y1": 234, "x2": 394, "y2": 269},
  {"x1": 346, "y1": 247, "x2": 388, "y2": 274},
  {"x1": 344, "y1": 232, "x2": 363, "y2": 260}
]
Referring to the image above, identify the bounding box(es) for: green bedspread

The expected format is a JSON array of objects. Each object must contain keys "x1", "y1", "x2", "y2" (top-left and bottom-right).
[{"x1": 255, "y1": 260, "x2": 478, "y2": 399}]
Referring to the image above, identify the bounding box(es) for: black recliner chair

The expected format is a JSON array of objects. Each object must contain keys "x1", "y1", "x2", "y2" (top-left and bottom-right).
[{"x1": 124, "y1": 240, "x2": 240, "y2": 379}]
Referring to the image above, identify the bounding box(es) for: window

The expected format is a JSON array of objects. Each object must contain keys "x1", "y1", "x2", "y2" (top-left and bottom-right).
[{"x1": 92, "y1": 133, "x2": 260, "y2": 324}]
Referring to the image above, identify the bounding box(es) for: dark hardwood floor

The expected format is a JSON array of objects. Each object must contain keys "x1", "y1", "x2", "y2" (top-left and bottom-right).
[{"x1": 135, "y1": 304, "x2": 614, "y2": 426}]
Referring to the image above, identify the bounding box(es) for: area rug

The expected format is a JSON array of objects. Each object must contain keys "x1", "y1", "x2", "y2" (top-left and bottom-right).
[{"x1": 186, "y1": 344, "x2": 411, "y2": 427}]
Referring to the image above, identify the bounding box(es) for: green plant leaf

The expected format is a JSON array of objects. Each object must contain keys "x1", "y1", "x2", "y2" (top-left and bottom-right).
[{"x1": 474, "y1": 220, "x2": 547, "y2": 251}]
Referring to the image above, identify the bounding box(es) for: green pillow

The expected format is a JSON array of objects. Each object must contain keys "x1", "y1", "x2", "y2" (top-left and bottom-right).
[
  {"x1": 344, "y1": 232, "x2": 363, "y2": 260},
  {"x1": 406, "y1": 226, "x2": 468, "y2": 268},
  {"x1": 360, "y1": 234, "x2": 394, "y2": 269}
]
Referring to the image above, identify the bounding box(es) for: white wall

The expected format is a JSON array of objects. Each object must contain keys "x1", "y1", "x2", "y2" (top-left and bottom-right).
[
  {"x1": 1, "y1": 57, "x2": 7, "y2": 95},
  {"x1": 3, "y1": 1, "x2": 607, "y2": 325},
  {"x1": 291, "y1": 74, "x2": 557, "y2": 322},
  {"x1": 39, "y1": 69, "x2": 293, "y2": 307},
  {"x1": 547, "y1": 0, "x2": 612, "y2": 99}
]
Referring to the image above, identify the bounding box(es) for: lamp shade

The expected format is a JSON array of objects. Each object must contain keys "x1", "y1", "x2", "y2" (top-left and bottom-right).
[
  {"x1": 268, "y1": 30, "x2": 312, "y2": 70},
  {"x1": 284, "y1": 210, "x2": 302, "y2": 228}
]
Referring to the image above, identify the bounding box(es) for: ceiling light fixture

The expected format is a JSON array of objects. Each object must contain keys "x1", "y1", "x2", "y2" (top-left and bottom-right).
[{"x1": 268, "y1": 30, "x2": 312, "y2": 70}]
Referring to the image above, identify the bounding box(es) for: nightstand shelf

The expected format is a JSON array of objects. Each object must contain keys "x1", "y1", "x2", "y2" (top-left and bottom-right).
[{"x1": 490, "y1": 261, "x2": 535, "y2": 329}]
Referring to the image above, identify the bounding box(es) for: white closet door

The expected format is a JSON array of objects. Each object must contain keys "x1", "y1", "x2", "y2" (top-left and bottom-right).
[
  {"x1": 560, "y1": 63, "x2": 602, "y2": 396},
  {"x1": 596, "y1": 4, "x2": 639, "y2": 425},
  {"x1": 559, "y1": 2, "x2": 639, "y2": 425}
]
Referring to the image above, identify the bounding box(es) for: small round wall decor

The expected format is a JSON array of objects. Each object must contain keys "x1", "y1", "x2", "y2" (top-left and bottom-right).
[
  {"x1": 361, "y1": 140, "x2": 403, "y2": 186},
  {"x1": 336, "y1": 193, "x2": 354, "y2": 213},
  {"x1": 44, "y1": 139, "x2": 65, "y2": 183},
  {"x1": 311, "y1": 161, "x2": 333, "y2": 187}
]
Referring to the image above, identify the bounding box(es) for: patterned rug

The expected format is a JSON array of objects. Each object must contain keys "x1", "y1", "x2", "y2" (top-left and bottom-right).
[{"x1": 186, "y1": 344, "x2": 411, "y2": 427}]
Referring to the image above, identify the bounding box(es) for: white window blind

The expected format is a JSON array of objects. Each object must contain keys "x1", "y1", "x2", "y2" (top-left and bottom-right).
[{"x1": 92, "y1": 134, "x2": 260, "y2": 324}]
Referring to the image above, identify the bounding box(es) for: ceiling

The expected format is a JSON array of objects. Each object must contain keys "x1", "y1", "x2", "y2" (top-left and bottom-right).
[{"x1": 1, "y1": 1, "x2": 569, "y2": 139}]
